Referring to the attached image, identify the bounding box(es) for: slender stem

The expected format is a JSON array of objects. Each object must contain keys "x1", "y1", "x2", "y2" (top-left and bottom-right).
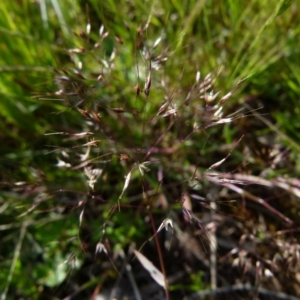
[
  {"x1": 1, "y1": 222, "x2": 27, "y2": 300},
  {"x1": 149, "y1": 211, "x2": 170, "y2": 300}
]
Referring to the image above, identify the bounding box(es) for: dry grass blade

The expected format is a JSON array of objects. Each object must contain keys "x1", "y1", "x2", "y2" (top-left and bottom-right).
[{"x1": 133, "y1": 249, "x2": 166, "y2": 290}]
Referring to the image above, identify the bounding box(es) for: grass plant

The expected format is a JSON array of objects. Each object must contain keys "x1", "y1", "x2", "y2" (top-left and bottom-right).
[{"x1": 1, "y1": 0, "x2": 300, "y2": 299}]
